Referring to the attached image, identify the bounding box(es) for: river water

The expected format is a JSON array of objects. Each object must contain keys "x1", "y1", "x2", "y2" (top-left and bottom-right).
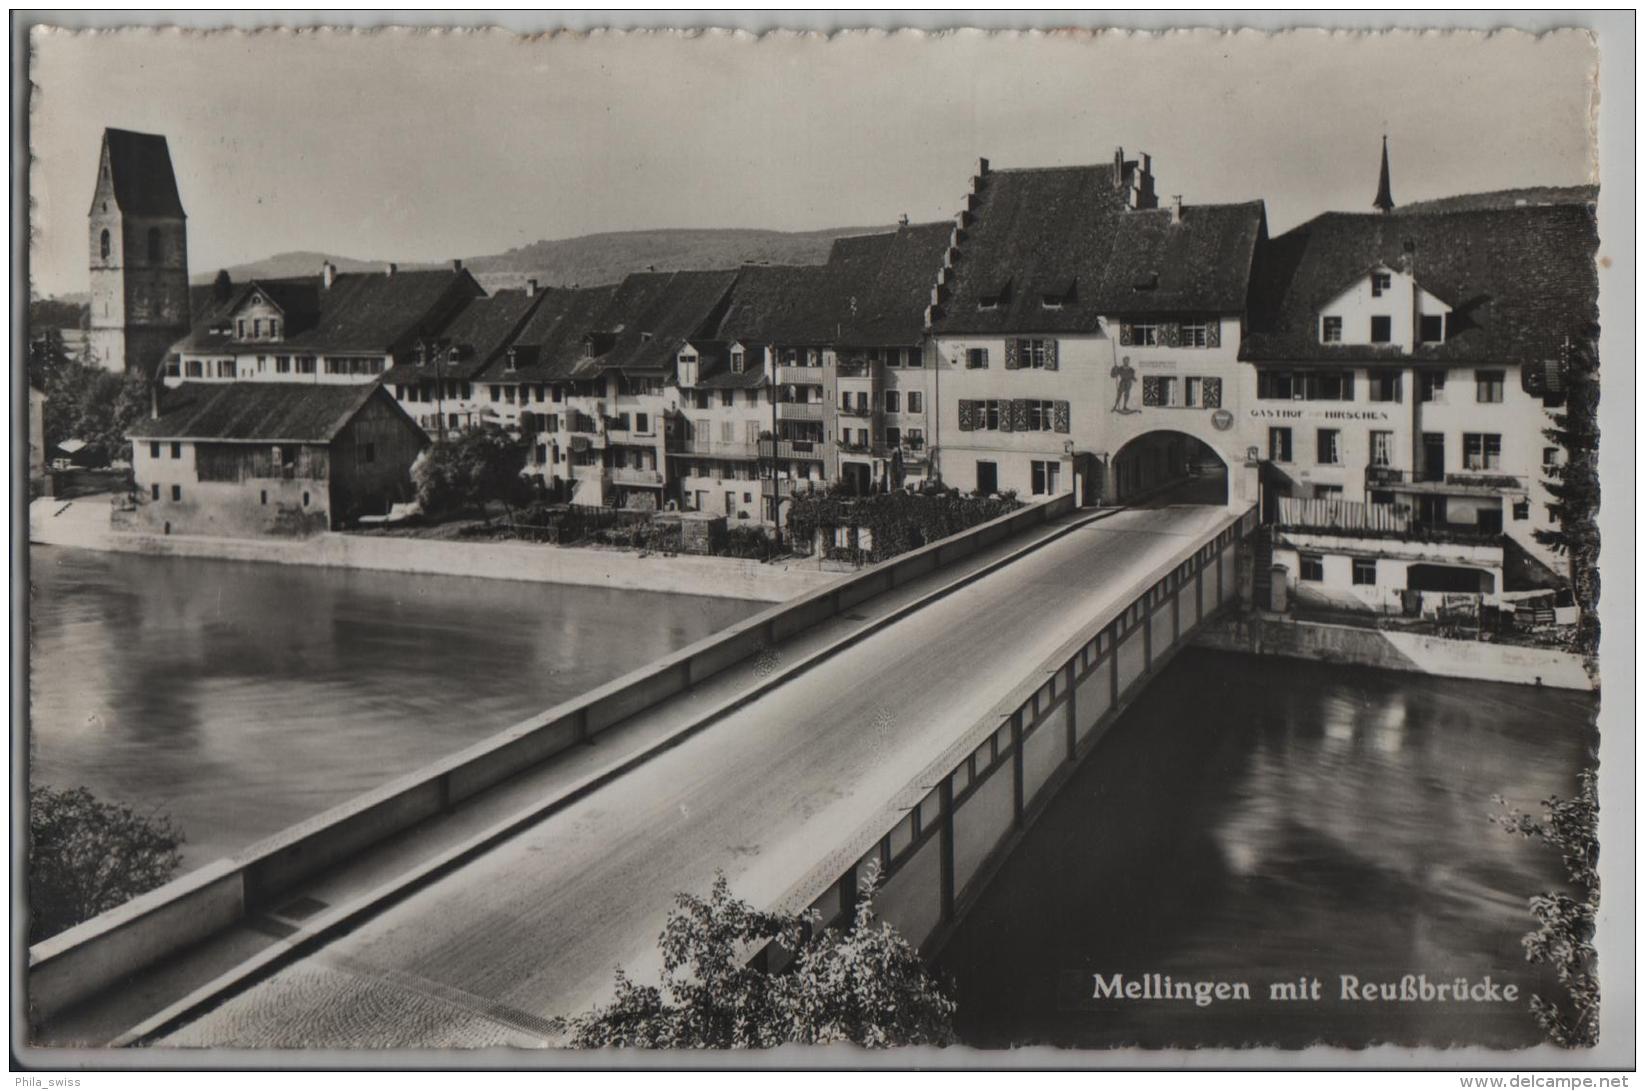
[
  {"x1": 27, "y1": 546, "x2": 759, "y2": 869},
  {"x1": 936, "y1": 648, "x2": 1598, "y2": 1051}
]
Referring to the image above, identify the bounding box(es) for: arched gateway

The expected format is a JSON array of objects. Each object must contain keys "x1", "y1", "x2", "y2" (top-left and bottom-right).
[{"x1": 1101, "y1": 425, "x2": 1255, "y2": 508}]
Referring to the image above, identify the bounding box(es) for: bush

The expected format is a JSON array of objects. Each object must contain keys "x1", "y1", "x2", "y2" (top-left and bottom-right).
[
  {"x1": 552, "y1": 865, "x2": 955, "y2": 1048},
  {"x1": 28, "y1": 785, "x2": 184, "y2": 944},
  {"x1": 787, "y1": 486, "x2": 1021, "y2": 563},
  {"x1": 720, "y1": 525, "x2": 778, "y2": 560}
]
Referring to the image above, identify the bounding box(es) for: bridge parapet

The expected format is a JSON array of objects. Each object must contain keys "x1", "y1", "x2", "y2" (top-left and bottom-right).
[{"x1": 759, "y1": 503, "x2": 1258, "y2": 967}]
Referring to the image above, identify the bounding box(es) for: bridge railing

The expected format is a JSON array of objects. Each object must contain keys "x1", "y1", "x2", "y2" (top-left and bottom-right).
[
  {"x1": 28, "y1": 491, "x2": 1080, "y2": 1023},
  {"x1": 758, "y1": 503, "x2": 1258, "y2": 968}
]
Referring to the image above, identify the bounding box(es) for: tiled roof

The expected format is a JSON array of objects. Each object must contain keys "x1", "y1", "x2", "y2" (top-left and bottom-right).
[
  {"x1": 1097, "y1": 202, "x2": 1267, "y2": 317},
  {"x1": 97, "y1": 129, "x2": 185, "y2": 218},
  {"x1": 127, "y1": 382, "x2": 408, "y2": 443},
  {"x1": 171, "y1": 269, "x2": 482, "y2": 356},
  {"x1": 933, "y1": 164, "x2": 1132, "y2": 334},
  {"x1": 715, "y1": 265, "x2": 842, "y2": 346},
  {"x1": 831, "y1": 222, "x2": 953, "y2": 346},
  {"x1": 483, "y1": 285, "x2": 619, "y2": 383},
  {"x1": 1242, "y1": 203, "x2": 1600, "y2": 364},
  {"x1": 382, "y1": 289, "x2": 543, "y2": 383},
  {"x1": 597, "y1": 269, "x2": 739, "y2": 375}
]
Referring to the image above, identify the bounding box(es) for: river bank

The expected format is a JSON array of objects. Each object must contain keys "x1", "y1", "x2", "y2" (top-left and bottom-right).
[
  {"x1": 29, "y1": 495, "x2": 839, "y2": 603},
  {"x1": 1192, "y1": 611, "x2": 1595, "y2": 691}
]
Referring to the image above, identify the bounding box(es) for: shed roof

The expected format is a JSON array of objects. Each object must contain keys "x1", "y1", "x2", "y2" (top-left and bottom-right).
[{"x1": 127, "y1": 382, "x2": 414, "y2": 443}]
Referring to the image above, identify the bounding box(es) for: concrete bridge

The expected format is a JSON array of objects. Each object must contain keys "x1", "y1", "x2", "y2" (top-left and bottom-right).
[{"x1": 30, "y1": 478, "x2": 1255, "y2": 1052}]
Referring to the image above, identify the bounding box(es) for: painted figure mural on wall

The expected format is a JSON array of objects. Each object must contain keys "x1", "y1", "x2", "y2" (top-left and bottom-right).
[{"x1": 1110, "y1": 355, "x2": 1138, "y2": 414}]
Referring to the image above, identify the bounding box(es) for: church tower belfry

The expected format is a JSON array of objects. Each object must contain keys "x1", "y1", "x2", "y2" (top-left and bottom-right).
[{"x1": 88, "y1": 128, "x2": 191, "y2": 376}]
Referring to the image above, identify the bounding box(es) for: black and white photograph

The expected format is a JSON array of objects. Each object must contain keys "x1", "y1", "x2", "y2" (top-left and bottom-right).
[{"x1": 11, "y1": 12, "x2": 1634, "y2": 1076}]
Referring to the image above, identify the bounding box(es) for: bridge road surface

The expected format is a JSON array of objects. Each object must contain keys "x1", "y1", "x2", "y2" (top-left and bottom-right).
[{"x1": 153, "y1": 491, "x2": 1233, "y2": 1049}]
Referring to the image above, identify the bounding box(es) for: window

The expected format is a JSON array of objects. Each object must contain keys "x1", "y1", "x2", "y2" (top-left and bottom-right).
[
  {"x1": 966, "y1": 348, "x2": 989, "y2": 369},
  {"x1": 1475, "y1": 370, "x2": 1505, "y2": 403},
  {"x1": 1463, "y1": 433, "x2": 1502, "y2": 471},
  {"x1": 983, "y1": 400, "x2": 1001, "y2": 430},
  {"x1": 907, "y1": 391, "x2": 923, "y2": 414},
  {"x1": 253, "y1": 319, "x2": 263, "y2": 339},
  {"x1": 1257, "y1": 371, "x2": 1294, "y2": 400},
  {"x1": 1016, "y1": 339, "x2": 1051, "y2": 368},
  {"x1": 147, "y1": 227, "x2": 162, "y2": 264},
  {"x1": 906, "y1": 428, "x2": 925, "y2": 450},
  {"x1": 1369, "y1": 316, "x2": 1392, "y2": 343},
  {"x1": 1370, "y1": 431, "x2": 1393, "y2": 467},
  {"x1": 730, "y1": 350, "x2": 745, "y2": 373},
  {"x1": 1542, "y1": 446, "x2": 1560, "y2": 468},
  {"x1": 635, "y1": 412, "x2": 649, "y2": 433},
  {"x1": 745, "y1": 389, "x2": 760, "y2": 406},
  {"x1": 1419, "y1": 314, "x2": 1445, "y2": 343},
  {"x1": 885, "y1": 427, "x2": 901, "y2": 448},
  {"x1": 99, "y1": 229, "x2": 111, "y2": 260},
  {"x1": 1368, "y1": 372, "x2": 1401, "y2": 402},
  {"x1": 885, "y1": 349, "x2": 902, "y2": 368},
  {"x1": 149, "y1": 441, "x2": 160, "y2": 458},
  {"x1": 1131, "y1": 323, "x2": 1159, "y2": 346},
  {"x1": 1352, "y1": 558, "x2": 1377, "y2": 586},
  {"x1": 296, "y1": 356, "x2": 316, "y2": 375},
  {"x1": 1317, "y1": 429, "x2": 1340, "y2": 465},
  {"x1": 721, "y1": 421, "x2": 735, "y2": 444},
  {"x1": 275, "y1": 356, "x2": 291, "y2": 374},
  {"x1": 884, "y1": 390, "x2": 900, "y2": 413},
  {"x1": 490, "y1": 385, "x2": 501, "y2": 401},
  {"x1": 150, "y1": 483, "x2": 159, "y2": 500},
  {"x1": 1513, "y1": 499, "x2": 1530, "y2": 521},
  {"x1": 1321, "y1": 316, "x2": 1343, "y2": 343},
  {"x1": 217, "y1": 360, "x2": 235, "y2": 379},
  {"x1": 170, "y1": 484, "x2": 181, "y2": 502},
  {"x1": 1315, "y1": 485, "x2": 1343, "y2": 498},
  {"x1": 237, "y1": 320, "x2": 247, "y2": 340},
  {"x1": 1419, "y1": 370, "x2": 1446, "y2": 402},
  {"x1": 1030, "y1": 460, "x2": 1061, "y2": 496},
  {"x1": 746, "y1": 421, "x2": 760, "y2": 444},
  {"x1": 170, "y1": 442, "x2": 181, "y2": 459},
  {"x1": 1025, "y1": 399, "x2": 1057, "y2": 431},
  {"x1": 185, "y1": 360, "x2": 203, "y2": 378},
  {"x1": 1185, "y1": 377, "x2": 1203, "y2": 408},
  {"x1": 1371, "y1": 271, "x2": 1391, "y2": 297},
  {"x1": 1182, "y1": 322, "x2": 1211, "y2": 347},
  {"x1": 1268, "y1": 427, "x2": 1293, "y2": 462},
  {"x1": 302, "y1": 492, "x2": 310, "y2": 507},
  {"x1": 720, "y1": 390, "x2": 734, "y2": 408},
  {"x1": 260, "y1": 490, "x2": 268, "y2": 506},
  {"x1": 270, "y1": 319, "x2": 280, "y2": 339},
  {"x1": 1299, "y1": 553, "x2": 1324, "y2": 582}
]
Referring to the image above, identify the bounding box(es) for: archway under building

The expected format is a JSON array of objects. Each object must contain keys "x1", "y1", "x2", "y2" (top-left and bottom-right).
[{"x1": 1108, "y1": 430, "x2": 1229, "y2": 507}]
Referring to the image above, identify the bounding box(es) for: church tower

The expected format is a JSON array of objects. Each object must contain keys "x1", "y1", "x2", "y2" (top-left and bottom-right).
[
  {"x1": 1372, "y1": 135, "x2": 1395, "y2": 213},
  {"x1": 88, "y1": 128, "x2": 191, "y2": 376}
]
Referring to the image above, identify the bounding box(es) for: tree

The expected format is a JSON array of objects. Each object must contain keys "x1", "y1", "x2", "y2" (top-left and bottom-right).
[
  {"x1": 412, "y1": 424, "x2": 528, "y2": 521},
  {"x1": 1494, "y1": 770, "x2": 1600, "y2": 1048},
  {"x1": 28, "y1": 785, "x2": 185, "y2": 945},
  {"x1": 1534, "y1": 339, "x2": 1600, "y2": 654},
  {"x1": 552, "y1": 865, "x2": 956, "y2": 1048}
]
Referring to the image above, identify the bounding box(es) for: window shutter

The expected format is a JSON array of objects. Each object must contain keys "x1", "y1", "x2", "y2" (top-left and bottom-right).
[
  {"x1": 1162, "y1": 322, "x2": 1182, "y2": 348},
  {"x1": 1119, "y1": 323, "x2": 1134, "y2": 346},
  {"x1": 1053, "y1": 400, "x2": 1071, "y2": 434},
  {"x1": 1011, "y1": 399, "x2": 1030, "y2": 431},
  {"x1": 1142, "y1": 376, "x2": 1167, "y2": 407},
  {"x1": 1342, "y1": 372, "x2": 1355, "y2": 400},
  {"x1": 1044, "y1": 340, "x2": 1059, "y2": 371},
  {"x1": 1004, "y1": 340, "x2": 1020, "y2": 370},
  {"x1": 1202, "y1": 377, "x2": 1223, "y2": 409},
  {"x1": 957, "y1": 400, "x2": 976, "y2": 432},
  {"x1": 1205, "y1": 321, "x2": 1221, "y2": 349}
]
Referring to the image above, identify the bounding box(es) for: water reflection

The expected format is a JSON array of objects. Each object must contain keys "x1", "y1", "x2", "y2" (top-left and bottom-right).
[
  {"x1": 937, "y1": 648, "x2": 1597, "y2": 1050},
  {"x1": 28, "y1": 546, "x2": 760, "y2": 868}
]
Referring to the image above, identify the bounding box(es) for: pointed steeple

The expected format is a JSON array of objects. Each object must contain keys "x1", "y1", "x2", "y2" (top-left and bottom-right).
[{"x1": 1373, "y1": 135, "x2": 1395, "y2": 213}]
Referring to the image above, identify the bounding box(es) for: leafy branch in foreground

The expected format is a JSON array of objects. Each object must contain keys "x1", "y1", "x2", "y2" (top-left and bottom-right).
[
  {"x1": 1494, "y1": 769, "x2": 1599, "y2": 1047},
  {"x1": 551, "y1": 863, "x2": 956, "y2": 1048}
]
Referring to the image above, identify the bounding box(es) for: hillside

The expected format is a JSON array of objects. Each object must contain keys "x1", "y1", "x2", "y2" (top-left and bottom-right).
[
  {"x1": 1397, "y1": 185, "x2": 1598, "y2": 215},
  {"x1": 187, "y1": 225, "x2": 891, "y2": 293}
]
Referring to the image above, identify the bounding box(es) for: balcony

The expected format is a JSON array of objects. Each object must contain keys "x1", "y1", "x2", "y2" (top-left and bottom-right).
[
  {"x1": 759, "y1": 437, "x2": 827, "y2": 461},
  {"x1": 777, "y1": 401, "x2": 826, "y2": 422},
  {"x1": 833, "y1": 359, "x2": 871, "y2": 378},
  {"x1": 666, "y1": 435, "x2": 763, "y2": 459},
  {"x1": 837, "y1": 439, "x2": 872, "y2": 456},
  {"x1": 1371, "y1": 464, "x2": 1526, "y2": 495},
  {"x1": 1275, "y1": 495, "x2": 1506, "y2": 546},
  {"x1": 836, "y1": 402, "x2": 873, "y2": 419},
  {"x1": 1364, "y1": 463, "x2": 1407, "y2": 488},
  {"x1": 762, "y1": 476, "x2": 826, "y2": 499},
  {"x1": 610, "y1": 467, "x2": 664, "y2": 488},
  {"x1": 775, "y1": 364, "x2": 825, "y2": 387}
]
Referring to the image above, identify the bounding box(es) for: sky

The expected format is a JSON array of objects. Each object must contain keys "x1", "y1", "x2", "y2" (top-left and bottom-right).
[{"x1": 27, "y1": 26, "x2": 1598, "y2": 298}]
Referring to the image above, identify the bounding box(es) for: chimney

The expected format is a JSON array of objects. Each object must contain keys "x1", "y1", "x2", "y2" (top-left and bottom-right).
[
  {"x1": 451, "y1": 258, "x2": 464, "y2": 272},
  {"x1": 898, "y1": 213, "x2": 910, "y2": 227},
  {"x1": 321, "y1": 261, "x2": 336, "y2": 289},
  {"x1": 385, "y1": 262, "x2": 397, "y2": 277},
  {"x1": 1113, "y1": 146, "x2": 1125, "y2": 189},
  {"x1": 976, "y1": 157, "x2": 990, "y2": 177},
  {"x1": 525, "y1": 278, "x2": 539, "y2": 298},
  {"x1": 1170, "y1": 195, "x2": 1183, "y2": 224}
]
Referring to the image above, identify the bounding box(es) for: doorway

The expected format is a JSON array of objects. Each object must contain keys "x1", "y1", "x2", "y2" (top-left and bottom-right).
[{"x1": 976, "y1": 460, "x2": 998, "y2": 495}]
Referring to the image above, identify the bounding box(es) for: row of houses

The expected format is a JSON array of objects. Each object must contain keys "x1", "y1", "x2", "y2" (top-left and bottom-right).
[{"x1": 111, "y1": 127, "x2": 1597, "y2": 608}]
